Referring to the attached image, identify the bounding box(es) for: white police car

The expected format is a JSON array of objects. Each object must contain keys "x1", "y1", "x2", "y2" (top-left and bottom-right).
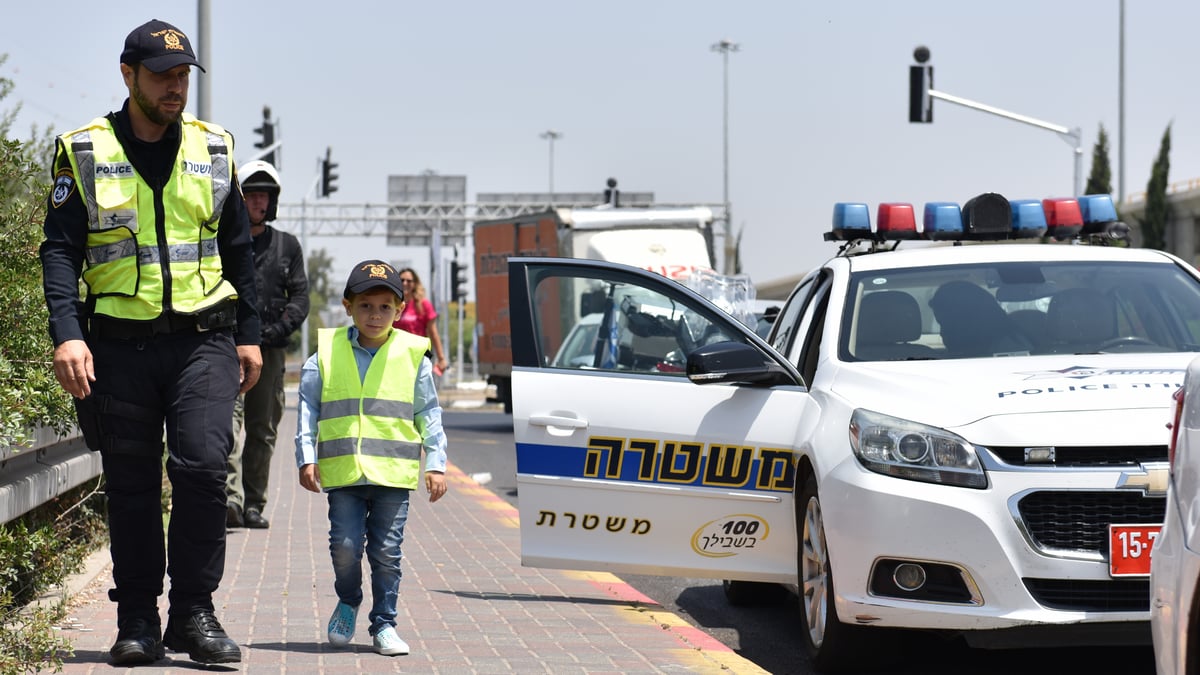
[{"x1": 507, "y1": 193, "x2": 1200, "y2": 672}]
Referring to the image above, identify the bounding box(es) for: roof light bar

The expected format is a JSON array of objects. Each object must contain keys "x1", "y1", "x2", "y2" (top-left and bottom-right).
[{"x1": 826, "y1": 192, "x2": 1127, "y2": 245}]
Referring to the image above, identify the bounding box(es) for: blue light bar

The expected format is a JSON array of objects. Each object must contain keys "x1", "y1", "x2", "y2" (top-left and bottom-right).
[
  {"x1": 1009, "y1": 199, "x2": 1048, "y2": 239},
  {"x1": 827, "y1": 202, "x2": 872, "y2": 240},
  {"x1": 922, "y1": 202, "x2": 962, "y2": 240},
  {"x1": 1077, "y1": 194, "x2": 1128, "y2": 239},
  {"x1": 1078, "y1": 194, "x2": 1118, "y2": 224}
]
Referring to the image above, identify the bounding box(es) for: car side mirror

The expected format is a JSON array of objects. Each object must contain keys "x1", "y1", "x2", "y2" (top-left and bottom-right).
[{"x1": 685, "y1": 341, "x2": 793, "y2": 387}]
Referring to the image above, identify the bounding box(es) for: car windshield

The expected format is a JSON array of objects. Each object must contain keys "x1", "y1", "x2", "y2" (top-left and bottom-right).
[{"x1": 841, "y1": 259, "x2": 1200, "y2": 361}]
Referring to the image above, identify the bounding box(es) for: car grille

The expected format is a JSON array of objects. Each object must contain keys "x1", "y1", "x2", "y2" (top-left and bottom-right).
[
  {"x1": 989, "y1": 445, "x2": 1166, "y2": 467},
  {"x1": 1023, "y1": 578, "x2": 1150, "y2": 612},
  {"x1": 1017, "y1": 491, "x2": 1164, "y2": 554}
]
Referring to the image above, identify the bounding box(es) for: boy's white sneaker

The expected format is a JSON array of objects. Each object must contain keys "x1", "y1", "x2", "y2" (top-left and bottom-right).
[
  {"x1": 326, "y1": 602, "x2": 357, "y2": 646},
  {"x1": 373, "y1": 626, "x2": 409, "y2": 656}
]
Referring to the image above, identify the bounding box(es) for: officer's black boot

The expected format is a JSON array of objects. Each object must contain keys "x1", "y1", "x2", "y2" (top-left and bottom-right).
[
  {"x1": 109, "y1": 616, "x2": 164, "y2": 665},
  {"x1": 163, "y1": 610, "x2": 241, "y2": 664},
  {"x1": 226, "y1": 503, "x2": 243, "y2": 528}
]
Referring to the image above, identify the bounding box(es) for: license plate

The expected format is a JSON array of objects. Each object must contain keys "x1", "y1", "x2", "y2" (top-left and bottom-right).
[{"x1": 1108, "y1": 524, "x2": 1162, "y2": 577}]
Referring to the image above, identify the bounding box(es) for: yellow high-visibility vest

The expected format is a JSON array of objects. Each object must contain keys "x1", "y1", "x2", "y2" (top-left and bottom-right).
[
  {"x1": 316, "y1": 326, "x2": 430, "y2": 489},
  {"x1": 61, "y1": 113, "x2": 237, "y2": 320}
]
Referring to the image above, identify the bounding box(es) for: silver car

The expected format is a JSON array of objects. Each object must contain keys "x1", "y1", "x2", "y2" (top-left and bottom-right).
[{"x1": 1151, "y1": 354, "x2": 1200, "y2": 675}]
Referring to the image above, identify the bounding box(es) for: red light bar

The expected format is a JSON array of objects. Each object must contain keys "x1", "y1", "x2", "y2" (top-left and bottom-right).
[
  {"x1": 876, "y1": 203, "x2": 918, "y2": 239},
  {"x1": 1042, "y1": 198, "x2": 1083, "y2": 240}
]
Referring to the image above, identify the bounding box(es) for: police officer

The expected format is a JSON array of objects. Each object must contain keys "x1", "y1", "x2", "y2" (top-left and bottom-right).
[
  {"x1": 226, "y1": 160, "x2": 309, "y2": 530},
  {"x1": 39, "y1": 19, "x2": 261, "y2": 666}
]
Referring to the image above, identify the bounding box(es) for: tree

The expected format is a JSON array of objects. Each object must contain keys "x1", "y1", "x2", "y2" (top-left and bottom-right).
[
  {"x1": 1084, "y1": 123, "x2": 1113, "y2": 196},
  {"x1": 1140, "y1": 123, "x2": 1172, "y2": 251},
  {"x1": 306, "y1": 246, "x2": 334, "y2": 308},
  {"x1": 0, "y1": 55, "x2": 56, "y2": 175},
  {"x1": 297, "y1": 246, "x2": 334, "y2": 356}
]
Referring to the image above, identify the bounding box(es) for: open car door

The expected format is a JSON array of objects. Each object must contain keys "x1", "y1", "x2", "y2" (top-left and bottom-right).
[{"x1": 508, "y1": 257, "x2": 818, "y2": 583}]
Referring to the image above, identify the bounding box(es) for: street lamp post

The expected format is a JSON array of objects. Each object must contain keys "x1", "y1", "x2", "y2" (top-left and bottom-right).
[
  {"x1": 711, "y1": 39, "x2": 739, "y2": 274},
  {"x1": 540, "y1": 129, "x2": 562, "y2": 204}
]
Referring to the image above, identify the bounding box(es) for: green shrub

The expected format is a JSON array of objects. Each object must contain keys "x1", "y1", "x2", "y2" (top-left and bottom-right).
[
  {"x1": 0, "y1": 135, "x2": 74, "y2": 446},
  {"x1": 0, "y1": 63, "x2": 103, "y2": 674},
  {"x1": 0, "y1": 481, "x2": 107, "y2": 674}
]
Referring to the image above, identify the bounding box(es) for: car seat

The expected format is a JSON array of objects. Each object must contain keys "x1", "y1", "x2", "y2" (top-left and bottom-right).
[
  {"x1": 1045, "y1": 288, "x2": 1118, "y2": 353},
  {"x1": 930, "y1": 281, "x2": 1032, "y2": 357},
  {"x1": 854, "y1": 290, "x2": 936, "y2": 360}
]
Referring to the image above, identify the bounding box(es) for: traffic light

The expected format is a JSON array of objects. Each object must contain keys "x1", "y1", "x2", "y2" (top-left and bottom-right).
[
  {"x1": 450, "y1": 259, "x2": 469, "y2": 303},
  {"x1": 321, "y1": 146, "x2": 338, "y2": 197},
  {"x1": 603, "y1": 177, "x2": 620, "y2": 206},
  {"x1": 253, "y1": 105, "x2": 275, "y2": 165},
  {"x1": 909, "y1": 46, "x2": 933, "y2": 124}
]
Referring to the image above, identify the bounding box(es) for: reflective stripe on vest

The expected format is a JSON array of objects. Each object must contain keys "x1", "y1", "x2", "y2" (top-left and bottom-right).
[
  {"x1": 315, "y1": 326, "x2": 431, "y2": 490},
  {"x1": 63, "y1": 113, "x2": 237, "y2": 320}
]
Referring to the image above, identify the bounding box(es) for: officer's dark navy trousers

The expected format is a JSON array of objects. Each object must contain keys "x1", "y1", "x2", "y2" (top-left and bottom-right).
[{"x1": 88, "y1": 329, "x2": 240, "y2": 623}]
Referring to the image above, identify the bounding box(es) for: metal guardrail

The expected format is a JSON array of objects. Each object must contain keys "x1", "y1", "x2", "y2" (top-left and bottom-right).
[
  {"x1": 1124, "y1": 177, "x2": 1200, "y2": 204},
  {"x1": 0, "y1": 427, "x2": 101, "y2": 524}
]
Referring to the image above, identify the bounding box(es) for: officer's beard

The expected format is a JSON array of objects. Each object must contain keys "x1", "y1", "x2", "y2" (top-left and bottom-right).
[{"x1": 131, "y1": 79, "x2": 184, "y2": 127}]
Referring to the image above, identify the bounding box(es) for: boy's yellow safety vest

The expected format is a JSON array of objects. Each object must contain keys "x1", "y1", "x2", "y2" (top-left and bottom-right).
[
  {"x1": 316, "y1": 326, "x2": 430, "y2": 489},
  {"x1": 61, "y1": 113, "x2": 237, "y2": 320}
]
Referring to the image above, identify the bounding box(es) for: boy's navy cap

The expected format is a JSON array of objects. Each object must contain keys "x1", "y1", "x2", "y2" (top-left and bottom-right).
[
  {"x1": 121, "y1": 19, "x2": 205, "y2": 73},
  {"x1": 344, "y1": 260, "x2": 404, "y2": 300}
]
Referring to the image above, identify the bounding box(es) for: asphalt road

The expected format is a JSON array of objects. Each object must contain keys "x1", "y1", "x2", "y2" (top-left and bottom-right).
[{"x1": 443, "y1": 407, "x2": 1158, "y2": 675}]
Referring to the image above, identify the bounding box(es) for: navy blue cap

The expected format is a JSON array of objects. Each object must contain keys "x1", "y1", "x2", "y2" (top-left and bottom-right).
[
  {"x1": 344, "y1": 260, "x2": 405, "y2": 300},
  {"x1": 120, "y1": 19, "x2": 205, "y2": 73}
]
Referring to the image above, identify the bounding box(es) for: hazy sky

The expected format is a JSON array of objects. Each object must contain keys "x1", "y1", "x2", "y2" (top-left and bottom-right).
[{"x1": 4, "y1": 0, "x2": 1198, "y2": 293}]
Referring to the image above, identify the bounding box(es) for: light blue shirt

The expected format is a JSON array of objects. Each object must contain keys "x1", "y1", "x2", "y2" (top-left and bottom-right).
[{"x1": 295, "y1": 326, "x2": 447, "y2": 479}]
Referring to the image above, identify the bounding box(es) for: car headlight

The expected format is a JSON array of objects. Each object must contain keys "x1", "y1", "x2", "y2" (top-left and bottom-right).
[{"x1": 849, "y1": 409, "x2": 987, "y2": 489}]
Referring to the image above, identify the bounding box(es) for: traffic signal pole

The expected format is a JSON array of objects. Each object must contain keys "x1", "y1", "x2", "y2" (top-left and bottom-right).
[
  {"x1": 456, "y1": 285, "x2": 465, "y2": 387},
  {"x1": 450, "y1": 250, "x2": 469, "y2": 386},
  {"x1": 926, "y1": 89, "x2": 1083, "y2": 197},
  {"x1": 910, "y1": 47, "x2": 1083, "y2": 197},
  {"x1": 299, "y1": 160, "x2": 324, "y2": 360}
]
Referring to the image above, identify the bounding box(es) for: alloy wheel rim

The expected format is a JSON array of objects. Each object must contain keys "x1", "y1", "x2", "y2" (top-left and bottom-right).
[{"x1": 801, "y1": 495, "x2": 828, "y2": 647}]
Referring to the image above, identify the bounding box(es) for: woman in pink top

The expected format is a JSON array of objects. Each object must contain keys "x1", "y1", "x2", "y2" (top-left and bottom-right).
[{"x1": 392, "y1": 268, "x2": 449, "y2": 375}]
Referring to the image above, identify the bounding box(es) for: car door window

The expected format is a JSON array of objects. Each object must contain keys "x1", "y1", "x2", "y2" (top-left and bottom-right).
[
  {"x1": 532, "y1": 267, "x2": 752, "y2": 375},
  {"x1": 770, "y1": 272, "x2": 819, "y2": 355}
]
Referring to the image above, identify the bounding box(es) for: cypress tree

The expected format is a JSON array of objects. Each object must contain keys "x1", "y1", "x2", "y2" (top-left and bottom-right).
[
  {"x1": 1084, "y1": 124, "x2": 1113, "y2": 196},
  {"x1": 1140, "y1": 124, "x2": 1172, "y2": 251}
]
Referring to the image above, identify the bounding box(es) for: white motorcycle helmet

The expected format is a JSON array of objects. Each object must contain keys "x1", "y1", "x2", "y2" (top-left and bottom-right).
[{"x1": 238, "y1": 159, "x2": 281, "y2": 222}]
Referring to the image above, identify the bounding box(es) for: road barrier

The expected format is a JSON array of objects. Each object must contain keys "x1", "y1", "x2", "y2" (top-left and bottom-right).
[{"x1": 0, "y1": 428, "x2": 100, "y2": 524}]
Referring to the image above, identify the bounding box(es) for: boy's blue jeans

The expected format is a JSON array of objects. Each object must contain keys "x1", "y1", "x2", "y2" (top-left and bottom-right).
[{"x1": 326, "y1": 485, "x2": 411, "y2": 635}]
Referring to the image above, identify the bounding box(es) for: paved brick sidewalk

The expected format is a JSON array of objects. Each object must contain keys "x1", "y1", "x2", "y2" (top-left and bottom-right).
[{"x1": 53, "y1": 395, "x2": 768, "y2": 674}]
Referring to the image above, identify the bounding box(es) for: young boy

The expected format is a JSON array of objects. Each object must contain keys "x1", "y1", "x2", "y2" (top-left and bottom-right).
[{"x1": 295, "y1": 260, "x2": 448, "y2": 656}]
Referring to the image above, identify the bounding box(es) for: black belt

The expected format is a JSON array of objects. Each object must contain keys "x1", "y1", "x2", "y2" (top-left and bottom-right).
[{"x1": 89, "y1": 305, "x2": 236, "y2": 340}]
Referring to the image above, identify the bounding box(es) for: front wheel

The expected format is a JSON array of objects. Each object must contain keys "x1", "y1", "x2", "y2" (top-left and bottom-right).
[{"x1": 798, "y1": 473, "x2": 898, "y2": 673}]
